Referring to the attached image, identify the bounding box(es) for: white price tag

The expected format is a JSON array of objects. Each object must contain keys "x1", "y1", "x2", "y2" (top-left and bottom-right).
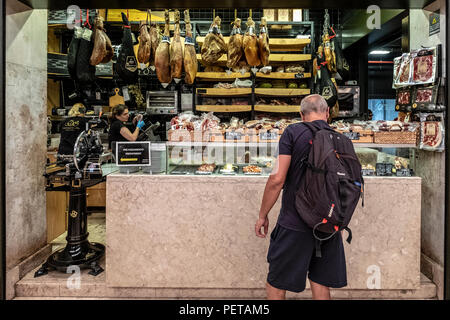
[{"x1": 122, "y1": 87, "x2": 130, "y2": 101}]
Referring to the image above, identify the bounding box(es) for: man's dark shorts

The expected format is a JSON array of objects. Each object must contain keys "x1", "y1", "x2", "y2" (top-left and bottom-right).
[{"x1": 267, "y1": 223, "x2": 347, "y2": 293}]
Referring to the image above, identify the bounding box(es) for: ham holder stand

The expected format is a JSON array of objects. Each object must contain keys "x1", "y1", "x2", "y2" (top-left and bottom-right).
[{"x1": 34, "y1": 117, "x2": 108, "y2": 277}]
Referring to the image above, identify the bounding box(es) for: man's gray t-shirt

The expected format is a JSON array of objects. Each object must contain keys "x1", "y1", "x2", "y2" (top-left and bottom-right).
[{"x1": 276, "y1": 120, "x2": 331, "y2": 231}]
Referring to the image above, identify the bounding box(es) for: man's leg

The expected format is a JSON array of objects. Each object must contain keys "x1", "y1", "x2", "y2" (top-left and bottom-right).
[
  {"x1": 266, "y1": 282, "x2": 286, "y2": 300},
  {"x1": 309, "y1": 279, "x2": 331, "y2": 300}
]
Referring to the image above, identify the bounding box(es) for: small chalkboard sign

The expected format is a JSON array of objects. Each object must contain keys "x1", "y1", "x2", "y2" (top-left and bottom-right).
[
  {"x1": 396, "y1": 168, "x2": 413, "y2": 177},
  {"x1": 116, "y1": 142, "x2": 151, "y2": 167},
  {"x1": 295, "y1": 73, "x2": 305, "y2": 79},
  {"x1": 259, "y1": 131, "x2": 279, "y2": 141},
  {"x1": 342, "y1": 131, "x2": 360, "y2": 140},
  {"x1": 362, "y1": 169, "x2": 375, "y2": 176},
  {"x1": 376, "y1": 163, "x2": 393, "y2": 176},
  {"x1": 225, "y1": 131, "x2": 242, "y2": 140}
]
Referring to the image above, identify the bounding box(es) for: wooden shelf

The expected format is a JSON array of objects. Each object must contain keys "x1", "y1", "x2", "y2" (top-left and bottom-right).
[
  {"x1": 254, "y1": 105, "x2": 301, "y2": 113},
  {"x1": 196, "y1": 88, "x2": 252, "y2": 96},
  {"x1": 256, "y1": 72, "x2": 311, "y2": 79},
  {"x1": 196, "y1": 72, "x2": 251, "y2": 81},
  {"x1": 196, "y1": 53, "x2": 311, "y2": 66},
  {"x1": 255, "y1": 88, "x2": 310, "y2": 96},
  {"x1": 196, "y1": 37, "x2": 310, "y2": 52},
  {"x1": 196, "y1": 105, "x2": 251, "y2": 112},
  {"x1": 269, "y1": 38, "x2": 311, "y2": 52}
]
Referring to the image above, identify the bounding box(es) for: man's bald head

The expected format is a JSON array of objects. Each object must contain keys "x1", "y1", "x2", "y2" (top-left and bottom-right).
[{"x1": 300, "y1": 94, "x2": 329, "y2": 116}]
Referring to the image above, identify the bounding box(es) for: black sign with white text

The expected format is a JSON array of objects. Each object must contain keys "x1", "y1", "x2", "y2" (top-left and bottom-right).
[{"x1": 116, "y1": 142, "x2": 151, "y2": 166}]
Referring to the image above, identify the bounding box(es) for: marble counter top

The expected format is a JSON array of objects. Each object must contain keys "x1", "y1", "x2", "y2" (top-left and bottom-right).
[{"x1": 106, "y1": 174, "x2": 421, "y2": 290}]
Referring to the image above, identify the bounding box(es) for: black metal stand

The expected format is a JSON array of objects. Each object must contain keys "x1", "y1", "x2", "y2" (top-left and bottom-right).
[{"x1": 35, "y1": 182, "x2": 105, "y2": 277}]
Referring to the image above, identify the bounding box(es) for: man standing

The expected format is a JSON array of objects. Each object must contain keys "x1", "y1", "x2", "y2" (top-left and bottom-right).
[{"x1": 255, "y1": 94, "x2": 347, "y2": 300}]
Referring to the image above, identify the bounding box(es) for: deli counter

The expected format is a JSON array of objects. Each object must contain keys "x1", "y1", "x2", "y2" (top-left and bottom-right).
[{"x1": 105, "y1": 141, "x2": 421, "y2": 291}]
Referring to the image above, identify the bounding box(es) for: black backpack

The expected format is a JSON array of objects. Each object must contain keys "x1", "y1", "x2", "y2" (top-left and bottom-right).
[{"x1": 295, "y1": 122, "x2": 364, "y2": 257}]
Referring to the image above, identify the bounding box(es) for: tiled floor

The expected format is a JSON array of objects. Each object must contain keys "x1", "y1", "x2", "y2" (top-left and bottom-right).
[
  {"x1": 51, "y1": 212, "x2": 106, "y2": 249},
  {"x1": 14, "y1": 212, "x2": 438, "y2": 300}
]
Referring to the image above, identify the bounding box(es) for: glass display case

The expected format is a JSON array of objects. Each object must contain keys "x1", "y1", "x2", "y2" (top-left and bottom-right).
[
  {"x1": 164, "y1": 142, "x2": 416, "y2": 177},
  {"x1": 166, "y1": 142, "x2": 279, "y2": 176}
]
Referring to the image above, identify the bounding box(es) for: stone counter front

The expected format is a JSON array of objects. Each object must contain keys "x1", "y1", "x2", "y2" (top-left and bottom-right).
[{"x1": 106, "y1": 175, "x2": 421, "y2": 290}]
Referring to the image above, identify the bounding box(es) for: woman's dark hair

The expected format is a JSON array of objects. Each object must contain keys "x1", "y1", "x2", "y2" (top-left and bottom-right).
[{"x1": 109, "y1": 104, "x2": 128, "y2": 124}]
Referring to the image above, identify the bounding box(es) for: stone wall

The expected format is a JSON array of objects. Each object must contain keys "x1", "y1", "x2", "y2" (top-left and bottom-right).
[
  {"x1": 5, "y1": 1, "x2": 48, "y2": 271},
  {"x1": 409, "y1": 0, "x2": 446, "y2": 299}
]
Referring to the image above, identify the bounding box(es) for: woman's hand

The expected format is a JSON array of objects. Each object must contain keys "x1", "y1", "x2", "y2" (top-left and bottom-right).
[{"x1": 137, "y1": 120, "x2": 145, "y2": 129}]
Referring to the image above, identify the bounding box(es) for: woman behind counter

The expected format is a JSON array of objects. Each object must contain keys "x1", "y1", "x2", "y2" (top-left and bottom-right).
[{"x1": 108, "y1": 104, "x2": 145, "y2": 155}]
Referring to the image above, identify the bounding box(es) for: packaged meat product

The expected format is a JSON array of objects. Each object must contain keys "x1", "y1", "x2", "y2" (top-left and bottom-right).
[
  {"x1": 412, "y1": 85, "x2": 438, "y2": 111},
  {"x1": 412, "y1": 47, "x2": 437, "y2": 85},
  {"x1": 394, "y1": 53, "x2": 412, "y2": 86},
  {"x1": 201, "y1": 16, "x2": 227, "y2": 65},
  {"x1": 184, "y1": 10, "x2": 198, "y2": 85},
  {"x1": 395, "y1": 88, "x2": 412, "y2": 112},
  {"x1": 155, "y1": 10, "x2": 172, "y2": 86},
  {"x1": 227, "y1": 18, "x2": 244, "y2": 69},
  {"x1": 392, "y1": 56, "x2": 402, "y2": 89},
  {"x1": 243, "y1": 17, "x2": 261, "y2": 67},
  {"x1": 258, "y1": 17, "x2": 270, "y2": 67},
  {"x1": 419, "y1": 113, "x2": 445, "y2": 151},
  {"x1": 170, "y1": 10, "x2": 183, "y2": 83}
]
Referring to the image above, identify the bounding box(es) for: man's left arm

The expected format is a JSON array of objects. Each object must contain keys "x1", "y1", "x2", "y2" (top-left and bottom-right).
[{"x1": 255, "y1": 155, "x2": 291, "y2": 238}]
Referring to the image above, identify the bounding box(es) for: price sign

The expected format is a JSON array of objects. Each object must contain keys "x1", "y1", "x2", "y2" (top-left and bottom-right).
[
  {"x1": 295, "y1": 73, "x2": 305, "y2": 79},
  {"x1": 259, "y1": 131, "x2": 279, "y2": 140},
  {"x1": 361, "y1": 169, "x2": 375, "y2": 176},
  {"x1": 376, "y1": 163, "x2": 393, "y2": 176},
  {"x1": 342, "y1": 131, "x2": 360, "y2": 140},
  {"x1": 225, "y1": 131, "x2": 242, "y2": 140},
  {"x1": 396, "y1": 168, "x2": 413, "y2": 177},
  {"x1": 116, "y1": 142, "x2": 151, "y2": 166}
]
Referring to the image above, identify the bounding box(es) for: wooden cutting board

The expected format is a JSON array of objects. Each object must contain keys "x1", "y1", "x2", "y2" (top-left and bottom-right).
[{"x1": 109, "y1": 88, "x2": 125, "y2": 107}]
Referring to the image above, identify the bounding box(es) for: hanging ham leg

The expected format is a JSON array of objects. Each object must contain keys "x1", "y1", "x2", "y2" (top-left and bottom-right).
[
  {"x1": 243, "y1": 17, "x2": 261, "y2": 67},
  {"x1": 155, "y1": 9, "x2": 172, "y2": 86},
  {"x1": 258, "y1": 17, "x2": 270, "y2": 66},
  {"x1": 201, "y1": 16, "x2": 227, "y2": 65},
  {"x1": 90, "y1": 16, "x2": 108, "y2": 66},
  {"x1": 227, "y1": 18, "x2": 244, "y2": 69},
  {"x1": 137, "y1": 20, "x2": 151, "y2": 64},
  {"x1": 170, "y1": 9, "x2": 183, "y2": 82},
  {"x1": 184, "y1": 9, "x2": 198, "y2": 84}
]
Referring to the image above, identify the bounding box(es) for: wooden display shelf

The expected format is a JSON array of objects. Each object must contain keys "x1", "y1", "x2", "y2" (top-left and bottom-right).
[
  {"x1": 196, "y1": 37, "x2": 310, "y2": 52},
  {"x1": 196, "y1": 72, "x2": 251, "y2": 81},
  {"x1": 254, "y1": 105, "x2": 301, "y2": 113},
  {"x1": 196, "y1": 88, "x2": 252, "y2": 96},
  {"x1": 269, "y1": 38, "x2": 311, "y2": 52},
  {"x1": 196, "y1": 105, "x2": 251, "y2": 112},
  {"x1": 256, "y1": 72, "x2": 311, "y2": 79},
  {"x1": 196, "y1": 53, "x2": 311, "y2": 66},
  {"x1": 255, "y1": 88, "x2": 310, "y2": 96}
]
